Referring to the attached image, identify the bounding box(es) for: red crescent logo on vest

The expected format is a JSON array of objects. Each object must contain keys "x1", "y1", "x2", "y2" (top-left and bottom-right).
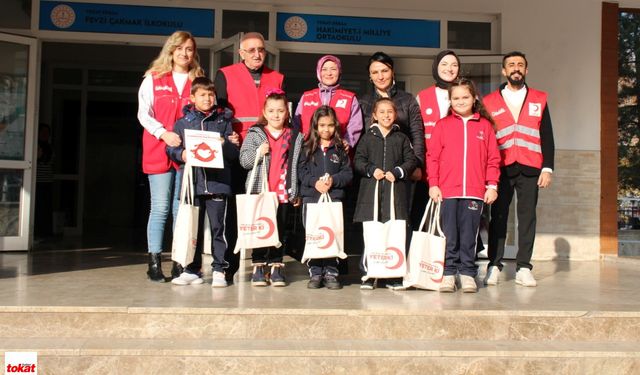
[
  {"x1": 191, "y1": 142, "x2": 217, "y2": 162},
  {"x1": 431, "y1": 261, "x2": 445, "y2": 282},
  {"x1": 317, "y1": 226, "x2": 335, "y2": 249},
  {"x1": 256, "y1": 217, "x2": 275, "y2": 239},
  {"x1": 385, "y1": 247, "x2": 405, "y2": 270},
  {"x1": 529, "y1": 102, "x2": 541, "y2": 117}
]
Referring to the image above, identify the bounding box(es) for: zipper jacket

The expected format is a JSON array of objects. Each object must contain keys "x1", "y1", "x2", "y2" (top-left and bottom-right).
[
  {"x1": 426, "y1": 112, "x2": 501, "y2": 200},
  {"x1": 167, "y1": 104, "x2": 238, "y2": 196},
  {"x1": 353, "y1": 123, "x2": 417, "y2": 223},
  {"x1": 298, "y1": 142, "x2": 353, "y2": 201}
]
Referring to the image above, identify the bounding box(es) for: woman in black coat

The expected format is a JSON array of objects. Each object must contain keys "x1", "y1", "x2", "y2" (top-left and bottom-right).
[{"x1": 359, "y1": 52, "x2": 424, "y2": 181}]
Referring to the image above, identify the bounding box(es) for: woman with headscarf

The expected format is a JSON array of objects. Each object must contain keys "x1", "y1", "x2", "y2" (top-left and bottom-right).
[
  {"x1": 294, "y1": 55, "x2": 363, "y2": 151},
  {"x1": 416, "y1": 50, "x2": 461, "y2": 164},
  {"x1": 412, "y1": 50, "x2": 462, "y2": 228},
  {"x1": 137, "y1": 31, "x2": 204, "y2": 282}
]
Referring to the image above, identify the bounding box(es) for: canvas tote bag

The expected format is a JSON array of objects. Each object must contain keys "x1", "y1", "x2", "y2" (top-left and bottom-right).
[
  {"x1": 361, "y1": 181, "x2": 407, "y2": 280},
  {"x1": 301, "y1": 193, "x2": 347, "y2": 262},
  {"x1": 403, "y1": 199, "x2": 446, "y2": 290},
  {"x1": 234, "y1": 153, "x2": 280, "y2": 253},
  {"x1": 171, "y1": 164, "x2": 199, "y2": 267}
]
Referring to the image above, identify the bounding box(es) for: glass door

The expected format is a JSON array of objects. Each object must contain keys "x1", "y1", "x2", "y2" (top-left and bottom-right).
[
  {"x1": 210, "y1": 33, "x2": 241, "y2": 78},
  {"x1": 0, "y1": 33, "x2": 38, "y2": 251}
]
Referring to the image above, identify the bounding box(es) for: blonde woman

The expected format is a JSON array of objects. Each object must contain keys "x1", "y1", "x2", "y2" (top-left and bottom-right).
[{"x1": 137, "y1": 31, "x2": 204, "y2": 282}]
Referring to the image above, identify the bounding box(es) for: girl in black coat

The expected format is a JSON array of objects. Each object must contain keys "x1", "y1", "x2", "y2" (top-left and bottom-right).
[
  {"x1": 354, "y1": 98, "x2": 417, "y2": 290},
  {"x1": 299, "y1": 106, "x2": 353, "y2": 290}
]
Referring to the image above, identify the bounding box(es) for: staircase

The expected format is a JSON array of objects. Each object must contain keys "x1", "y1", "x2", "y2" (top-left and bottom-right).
[
  {"x1": 1, "y1": 257, "x2": 639, "y2": 374},
  {"x1": 2, "y1": 305, "x2": 639, "y2": 373}
]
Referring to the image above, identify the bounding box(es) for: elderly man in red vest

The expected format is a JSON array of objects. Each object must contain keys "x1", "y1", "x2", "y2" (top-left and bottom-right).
[
  {"x1": 214, "y1": 32, "x2": 284, "y2": 144},
  {"x1": 483, "y1": 51, "x2": 555, "y2": 288},
  {"x1": 214, "y1": 32, "x2": 285, "y2": 281}
]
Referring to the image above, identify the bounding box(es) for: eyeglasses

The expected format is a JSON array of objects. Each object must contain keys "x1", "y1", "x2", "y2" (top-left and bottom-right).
[{"x1": 241, "y1": 47, "x2": 266, "y2": 55}]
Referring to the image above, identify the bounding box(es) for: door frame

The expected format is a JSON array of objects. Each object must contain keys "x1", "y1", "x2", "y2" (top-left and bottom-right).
[{"x1": 0, "y1": 32, "x2": 40, "y2": 251}]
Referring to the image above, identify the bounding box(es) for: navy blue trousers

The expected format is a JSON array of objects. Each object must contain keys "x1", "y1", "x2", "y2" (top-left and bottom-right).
[{"x1": 441, "y1": 198, "x2": 483, "y2": 277}]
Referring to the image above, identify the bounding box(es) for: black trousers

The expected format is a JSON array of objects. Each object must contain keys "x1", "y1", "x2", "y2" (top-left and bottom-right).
[
  {"x1": 488, "y1": 171, "x2": 539, "y2": 271},
  {"x1": 187, "y1": 195, "x2": 229, "y2": 274},
  {"x1": 252, "y1": 203, "x2": 291, "y2": 264}
]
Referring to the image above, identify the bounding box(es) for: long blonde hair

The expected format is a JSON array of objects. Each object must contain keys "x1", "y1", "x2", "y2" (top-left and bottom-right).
[{"x1": 145, "y1": 31, "x2": 204, "y2": 79}]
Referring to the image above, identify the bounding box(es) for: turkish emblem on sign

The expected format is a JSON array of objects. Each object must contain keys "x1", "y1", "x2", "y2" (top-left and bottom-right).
[{"x1": 184, "y1": 129, "x2": 223, "y2": 168}]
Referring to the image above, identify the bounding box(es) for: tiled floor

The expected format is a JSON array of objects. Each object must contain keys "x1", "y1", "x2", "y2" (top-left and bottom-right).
[{"x1": 0, "y1": 241, "x2": 639, "y2": 312}]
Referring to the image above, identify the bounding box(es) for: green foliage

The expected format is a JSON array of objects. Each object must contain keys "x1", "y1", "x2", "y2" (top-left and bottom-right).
[{"x1": 619, "y1": 12, "x2": 640, "y2": 193}]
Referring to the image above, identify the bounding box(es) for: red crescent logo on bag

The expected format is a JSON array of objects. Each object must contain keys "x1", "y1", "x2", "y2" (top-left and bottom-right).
[
  {"x1": 385, "y1": 247, "x2": 405, "y2": 269},
  {"x1": 317, "y1": 226, "x2": 335, "y2": 249},
  {"x1": 431, "y1": 261, "x2": 445, "y2": 282},
  {"x1": 191, "y1": 142, "x2": 217, "y2": 162},
  {"x1": 256, "y1": 217, "x2": 275, "y2": 239}
]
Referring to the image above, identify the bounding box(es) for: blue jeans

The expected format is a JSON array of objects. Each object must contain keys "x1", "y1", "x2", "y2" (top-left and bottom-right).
[{"x1": 147, "y1": 169, "x2": 181, "y2": 253}]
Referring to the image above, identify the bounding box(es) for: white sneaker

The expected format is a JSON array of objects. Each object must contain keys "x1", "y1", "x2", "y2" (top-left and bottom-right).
[
  {"x1": 439, "y1": 275, "x2": 457, "y2": 293},
  {"x1": 171, "y1": 272, "x2": 204, "y2": 285},
  {"x1": 515, "y1": 268, "x2": 537, "y2": 287},
  {"x1": 211, "y1": 271, "x2": 228, "y2": 288},
  {"x1": 460, "y1": 275, "x2": 478, "y2": 293},
  {"x1": 484, "y1": 266, "x2": 500, "y2": 286}
]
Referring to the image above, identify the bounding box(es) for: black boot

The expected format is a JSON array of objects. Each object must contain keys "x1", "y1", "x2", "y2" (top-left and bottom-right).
[
  {"x1": 171, "y1": 261, "x2": 184, "y2": 280},
  {"x1": 147, "y1": 253, "x2": 166, "y2": 282}
]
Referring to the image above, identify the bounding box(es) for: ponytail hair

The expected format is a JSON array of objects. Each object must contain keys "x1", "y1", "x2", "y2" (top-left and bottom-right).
[{"x1": 256, "y1": 89, "x2": 290, "y2": 127}]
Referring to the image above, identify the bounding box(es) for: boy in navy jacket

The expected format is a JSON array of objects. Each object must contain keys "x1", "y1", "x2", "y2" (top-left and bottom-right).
[{"x1": 167, "y1": 77, "x2": 240, "y2": 287}]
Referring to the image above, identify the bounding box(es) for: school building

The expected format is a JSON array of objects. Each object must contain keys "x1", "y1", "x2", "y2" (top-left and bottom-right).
[{"x1": 0, "y1": 0, "x2": 631, "y2": 260}]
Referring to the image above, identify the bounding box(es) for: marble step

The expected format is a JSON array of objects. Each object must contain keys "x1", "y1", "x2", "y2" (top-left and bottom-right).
[
  {"x1": 1, "y1": 338, "x2": 639, "y2": 374},
  {"x1": 1, "y1": 307, "x2": 639, "y2": 342}
]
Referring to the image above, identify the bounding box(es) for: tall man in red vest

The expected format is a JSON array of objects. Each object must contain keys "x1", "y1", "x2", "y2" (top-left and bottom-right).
[
  {"x1": 483, "y1": 51, "x2": 555, "y2": 287},
  {"x1": 214, "y1": 32, "x2": 284, "y2": 281}
]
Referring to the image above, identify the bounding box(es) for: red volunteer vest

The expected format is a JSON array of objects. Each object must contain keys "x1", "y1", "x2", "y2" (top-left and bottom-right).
[
  {"x1": 417, "y1": 85, "x2": 444, "y2": 182},
  {"x1": 299, "y1": 88, "x2": 355, "y2": 139},
  {"x1": 142, "y1": 73, "x2": 191, "y2": 174},
  {"x1": 220, "y1": 62, "x2": 284, "y2": 142},
  {"x1": 483, "y1": 87, "x2": 548, "y2": 169}
]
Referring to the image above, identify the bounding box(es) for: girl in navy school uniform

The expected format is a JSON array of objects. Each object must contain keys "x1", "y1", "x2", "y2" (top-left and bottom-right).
[
  {"x1": 298, "y1": 106, "x2": 353, "y2": 290},
  {"x1": 427, "y1": 78, "x2": 501, "y2": 293}
]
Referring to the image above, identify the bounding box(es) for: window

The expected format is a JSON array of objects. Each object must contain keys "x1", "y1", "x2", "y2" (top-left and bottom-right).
[
  {"x1": 222, "y1": 10, "x2": 269, "y2": 39},
  {"x1": 0, "y1": 0, "x2": 31, "y2": 29},
  {"x1": 448, "y1": 21, "x2": 491, "y2": 50}
]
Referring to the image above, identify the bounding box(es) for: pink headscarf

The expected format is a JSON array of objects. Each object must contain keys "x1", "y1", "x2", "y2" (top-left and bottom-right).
[{"x1": 316, "y1": 55, "x2": 342, "y2": 84}]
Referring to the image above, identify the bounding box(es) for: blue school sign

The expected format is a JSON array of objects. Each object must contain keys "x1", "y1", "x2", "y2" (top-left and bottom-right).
[
  {"x1": 39, "y1": 1, "x2": 214, "y2": 37},
  {"x1": 277, "y1": 13, "x2": 440, "y2": 48}
]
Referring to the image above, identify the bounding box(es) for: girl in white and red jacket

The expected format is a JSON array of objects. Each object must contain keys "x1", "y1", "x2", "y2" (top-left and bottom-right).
[{"x1": 427, "y1": 78, "x2": 501, "y2": 294}]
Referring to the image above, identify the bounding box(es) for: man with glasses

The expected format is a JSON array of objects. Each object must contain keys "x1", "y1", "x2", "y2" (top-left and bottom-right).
[
  {"x1": 214, "y1": 32, "x2": 284, "y2": 283},
  {"x1": 214, "y1": 32, "x2": 284, "y2": 143}
]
